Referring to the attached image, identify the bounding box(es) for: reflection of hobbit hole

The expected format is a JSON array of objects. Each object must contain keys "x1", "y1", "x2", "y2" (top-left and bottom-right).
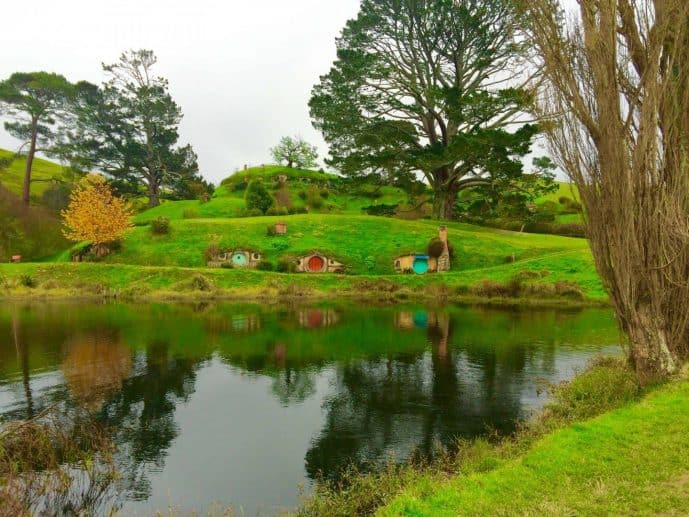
[{"x1": 296, "y1": 253, "x2": 344, "y2": 273}]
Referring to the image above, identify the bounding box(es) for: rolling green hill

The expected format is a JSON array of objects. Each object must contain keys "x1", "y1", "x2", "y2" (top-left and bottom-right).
[
  {"x1": 0, "y1": 148, "x2": 71, "y2": 201},
  {"x1": 134, "y1": 165, "x2": 412, "y2": 223}
]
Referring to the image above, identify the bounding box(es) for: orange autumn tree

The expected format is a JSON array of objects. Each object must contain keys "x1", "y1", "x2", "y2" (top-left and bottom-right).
[{"x1": 62, "y1": 174, "x2": 132, "y2": 256}]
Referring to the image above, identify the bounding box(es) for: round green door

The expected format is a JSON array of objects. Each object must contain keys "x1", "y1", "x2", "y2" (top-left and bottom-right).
[
  {"x1": 412, "y1": 257, "x2": 429, "y2": 275},
  {"x1": 232, "y1": 252, "x2": 249, "y2": 266}
]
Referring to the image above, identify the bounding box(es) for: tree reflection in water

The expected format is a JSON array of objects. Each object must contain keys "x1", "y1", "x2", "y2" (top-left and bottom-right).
[{"x1": 97, "y1": 341, "x2": 203, "y2": 501}]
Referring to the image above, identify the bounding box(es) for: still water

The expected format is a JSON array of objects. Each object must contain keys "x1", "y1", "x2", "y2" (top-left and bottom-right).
[{"x1": 0, "y1": 303, "x2": 619, "y2": 515}]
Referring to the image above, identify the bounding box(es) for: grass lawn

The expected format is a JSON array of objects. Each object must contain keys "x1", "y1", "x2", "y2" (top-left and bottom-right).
[
  {"x1": 93, "y1": 214, "x2": 593, "y2": 275},
  {"x1": 0, "y1": 148, "x2": 70, "y2": 201},
  {"x1": 380, "y1": 380, "x2": 689, "y2": 516}
]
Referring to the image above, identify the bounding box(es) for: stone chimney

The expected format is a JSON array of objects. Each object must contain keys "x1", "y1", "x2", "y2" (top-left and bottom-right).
[{"x1": 437, "y1": 226, "x2": 451, "y2": 272}]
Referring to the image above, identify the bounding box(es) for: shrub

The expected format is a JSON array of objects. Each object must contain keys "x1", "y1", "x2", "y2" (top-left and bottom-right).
[
  {"x1": 231, "y1": 180, "x2": 248, "y2": 192},
  {"x1": 320, "y1": 189, "x2": 330, "y2": 199},
  {"x1": 256, "y1": 261, "x2": 274, "y2": 271},
  {"x1": 427, "y1": 238, "x2": 445, "y2": 258},
  {"x1": 266, "y1": 207, "x2": 279, "y2": 216},
  {"x1": 190, "y1": 274, "x2": 213, "y2": 292},
  {"x1": 267, "y1": 225, "x2": 277, "y2": 236},
  {"x1": 554, "y1": 281, "x2": 586, "y2": 300},
  {"x1": 470, "y1": 277, "x2": 523, "y2": 298},
  {"x1": 556, "y1": 223, "x2": 587, "y2": 238},
  {"x1": 245, "y1": 180, "x2": 274, "y2": 214},
  {"x1": 279, "y1": 207, "x2": 289, "y2": 216},
  {"x1": 364, "y1": 256, "x2": 376, "y2": 271},
  {"x1": 19, "y1": 274, "x2": 36, "y2": 288},
  {"x1": 558, "y1": 196, "x2": 570, "y2": 205},
  {"x1": 182, "y1": 208, "x2": 199, "y2": 219},
  {"x1": 298, "y1": 190, "x2": 307, "y2": 200},
  {"x1": 204, "y1": 242, "x2": 221, "y2": 263},
  {"x1": 363, "y1": 204, "x2": 398, "y2": 217},
  {"x1": 544, "y1": 357, "x2": 640, "y2": 423},
  {"x1": 220, "y1": 262, "x2": 233, "y2": 269},
  {"x1": 306, "y1": 187, "x2": 324, "y2": 209},
  {"x1": 246, "y1": 208, "x2": 263, "y2": 217},
  {"x1": 277, "y1": 257, "x2": 296, "y2": 273},
  {"x1": 150, "y1": 216, "x2": 170, "y2": 235}
]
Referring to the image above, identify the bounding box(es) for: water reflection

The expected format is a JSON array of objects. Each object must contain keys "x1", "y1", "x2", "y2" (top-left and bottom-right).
[{"x1": 0, "y1": 303, "x2": 619, "y2": 514}]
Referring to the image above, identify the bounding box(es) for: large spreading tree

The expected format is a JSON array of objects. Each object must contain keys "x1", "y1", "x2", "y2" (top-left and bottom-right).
[
  {"x1": 65, "y1": 50, "x2": 200, "y2": 207},
  {"x1": 270, "y1": 136, "x2": 319, "y2": 169},
  {"x1": 0, "y1": 72, "x2": 74, "y2": 205},
  {"x1": 310, "y1": 0, "x2": 540, "y2": 219}
]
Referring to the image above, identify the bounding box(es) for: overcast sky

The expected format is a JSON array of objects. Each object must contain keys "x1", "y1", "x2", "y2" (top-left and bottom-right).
[{"x1": 0, "y1": 0, "x2": 361, "y2": 184}]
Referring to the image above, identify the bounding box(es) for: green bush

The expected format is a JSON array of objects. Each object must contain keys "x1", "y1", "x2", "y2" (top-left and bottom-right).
[
  {"x1": 306, "y1": 187, "x2": 324, "y2": 209},
  {"x1": 150, "y1": 216, "x2": 171, "y2": 235},
  {"x1": 182, "y1": 208, "x2": 199, "y2": 219},
  {"x1": 266, "y1": 225, "x2": 277, "y2": 236},
  {"x1": 245, "y1": 180, "x2": 274, "y2": 214},
  {"x1": 363, "y1": 204, "x2": 399, "y2": 217},
  {"x1": 556, "y1": 223, "x2": 586, "y2": 238},
  {"x1": 256, "y1": 260, "x2": 274, "y2": 271},
  {"x1": 246, "y1": 208, "x2": 263, "y2": 217},
  {"x1": 277, "y1": 257, "x2": 296, "y2": 273},
  {"x1": 190, "y1": 274, "x2": 213, "y2": 292},
  {"x1": 220, "y1": 262, "x2": 233, "y2": 269},
  {"x1": 266, "y1": 207, "x2": 279, "y2": 216},
  {"x1": 545, "y1": 357, "x2": 640, "y2": 422},
  {"x1": 320, "y1": 189, "x2": 330, "y2": 199},
  {"x1": 427, "y1": 237, "x2": 445, "y2": 258},
  {"x1": 19, "y1": 274, "x2": 36, "y2": 288}
]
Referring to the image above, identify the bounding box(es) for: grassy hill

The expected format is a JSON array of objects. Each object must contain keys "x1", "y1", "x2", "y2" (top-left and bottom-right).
[
  {"x1": 0, "y1": 148, "x2": 71, "y2": 201},
  {"x1": 135, "y1": 165, "x2": 412, "y2": 223},
  {"x1": 0, "y1": 160, "x2": 602, "y2": 302}
]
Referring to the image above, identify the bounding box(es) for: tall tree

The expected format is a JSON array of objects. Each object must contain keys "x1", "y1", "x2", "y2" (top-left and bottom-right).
[
  {"x1": 270, "y1": 135, "x2": 319, "y2": 169},
  {"x1": 0, "y1": 72, "x2": 74, "y2": 204},
  {"x1": 310, "y1": 0, "x2": 539, "y2": 219},
  {"x1": 65, "y1": 50, "x2": 199, "y2": 207},
  {"x1": 521, "y1": 0, "x2": 689, "y2": 378}
]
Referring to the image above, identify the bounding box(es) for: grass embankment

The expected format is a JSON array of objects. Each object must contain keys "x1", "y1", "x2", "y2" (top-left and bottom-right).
[
  {"x1": 0, "y1": 148, "x2": 70, "y2": 200},
  {"x1": 1, "y1": 215, "x2": 604, "y2": 302},
  {"x1": 298, "y1": 360, "x2": 689, "y2": 516}
]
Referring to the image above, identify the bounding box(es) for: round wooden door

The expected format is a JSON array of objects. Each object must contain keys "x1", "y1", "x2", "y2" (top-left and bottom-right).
[{"x1": 308, "y1": 255, "x2": 325, "y2": 272}]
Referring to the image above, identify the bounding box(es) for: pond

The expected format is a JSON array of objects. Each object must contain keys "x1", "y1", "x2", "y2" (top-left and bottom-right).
[{"x1": 0, "y1": 303, "x2": 619, "y2": 515}]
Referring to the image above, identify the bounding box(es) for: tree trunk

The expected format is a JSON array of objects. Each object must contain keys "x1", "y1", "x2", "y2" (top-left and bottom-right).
[
  {"x1": 147, "y1": 181, "x2": 160, "y2": 207},
  {"x1": 625, "y1": 303, "x2": 678, "y2": 381},
  {"x1": 432, "y1": 186, "x2": 457, "y2": 220},
  {"x1": 22, "y1": 117, "x2": 39, "y2": 206}
]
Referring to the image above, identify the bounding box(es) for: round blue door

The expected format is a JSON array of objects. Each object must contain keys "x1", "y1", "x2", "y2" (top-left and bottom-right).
[
  {"x1": 232, "y1": 252, "x2": 249, "y2": 266},
  {"x1": 412, "y1": 257, "x2": 429, "y2": 275}
]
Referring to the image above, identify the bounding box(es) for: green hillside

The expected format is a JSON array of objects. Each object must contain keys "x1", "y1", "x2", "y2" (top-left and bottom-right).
[
  {"x1": 135, "y1": 165, "x2": 412, "y2": 223},
  {"x1": 0, "y1": 148, "x2": 71, "y2": 201},
  {"x1": 94, "y1": 214, "x2": 589, "y2": 274}
]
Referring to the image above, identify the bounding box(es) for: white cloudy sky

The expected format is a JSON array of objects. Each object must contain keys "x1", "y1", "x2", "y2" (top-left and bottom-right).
[{"x1": 0, "y1": 0, "x2": 361, "y2": 183}]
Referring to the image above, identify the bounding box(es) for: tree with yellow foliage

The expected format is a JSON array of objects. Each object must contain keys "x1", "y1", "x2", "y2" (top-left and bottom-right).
[{"x1": 62, "y1": 174, "x2": 132, "y2": 256}]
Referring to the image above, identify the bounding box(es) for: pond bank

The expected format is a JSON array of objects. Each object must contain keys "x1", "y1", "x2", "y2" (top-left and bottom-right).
[
  {"x1": 297, "y1": 360, "x2": 689, "y2": 516},
  {"x1": 0, "y1": 262, "x2": 608, "y2": 307}
]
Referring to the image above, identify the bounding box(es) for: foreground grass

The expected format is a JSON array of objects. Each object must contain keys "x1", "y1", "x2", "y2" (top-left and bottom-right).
[{"x1": 379, "y1": 377, "x2": 689, "y2": 516}]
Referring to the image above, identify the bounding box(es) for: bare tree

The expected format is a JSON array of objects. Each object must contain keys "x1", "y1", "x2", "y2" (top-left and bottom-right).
[{"x1": 521, "y1": 0, "x2": 689, "y2": 378}]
